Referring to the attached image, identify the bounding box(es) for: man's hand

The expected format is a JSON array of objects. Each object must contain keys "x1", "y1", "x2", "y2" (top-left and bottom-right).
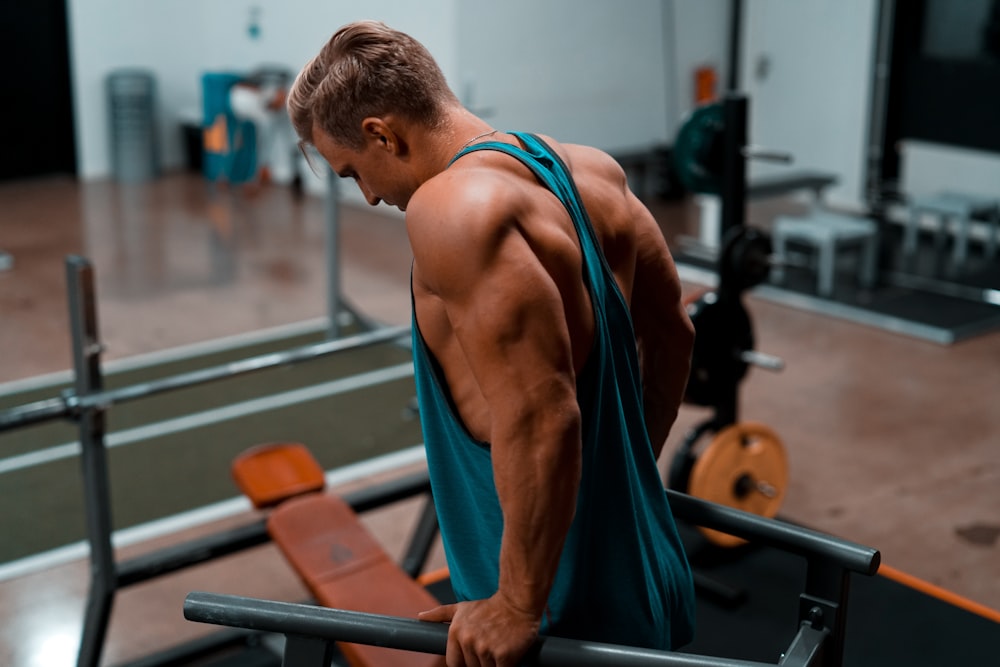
[{"x1": 419, "y1": 594, "x2": 540, "y2": 667}]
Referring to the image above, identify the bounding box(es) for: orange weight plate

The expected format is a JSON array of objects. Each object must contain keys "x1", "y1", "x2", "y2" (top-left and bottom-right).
[{"x1": 688, "y1": 422, "x2": 787, "y2": 548}]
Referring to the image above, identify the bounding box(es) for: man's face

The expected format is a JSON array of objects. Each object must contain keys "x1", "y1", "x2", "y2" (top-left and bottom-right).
[{"x1": 312, "y1": 125, "x2": 412, "y2": 212}]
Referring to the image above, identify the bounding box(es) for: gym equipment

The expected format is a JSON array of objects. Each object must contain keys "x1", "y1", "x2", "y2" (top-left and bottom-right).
[
  {"x1": 668, "y1": 95, "x2": 792, "y2": 548},
  {"x1": 680, "y1": 288, "x2": 753, "y2": 409},
  {"x1": 189, "y1": 596, "x2": 768, "y2": 666},
  {"x1": 682, "y1": 226, "x2": 778, "y2": 410},
  {"x1": 669, "y1": 225, "x2": 787, "y2": 548},
  {"x1": 673, "y1": 96, "x2": 748, "y2": 248},
  {"x1": 687, "y1": 422, "x2": 787, "y2": 548},
  {"x1": 231, "y1": 442, "x2": 443, "y2": 667},
  {"x1": 673, "y1": 103, "x2": 726, "y2": 195},
  {"x1": 673, "y1": 93, "x2": 796, "y2": 205},
  {"x1": 770, "y1": 212, "x2": 879, "y2": 297},
  {"x1": 747, "y1": 170, "x2": 838, "y2": 203},
  {"x1": 184, "y1": 484, "x2": 881, "y2": 667},
  {"x1": 0, "y1": 281, "x2": 409, "y2": 433},
  {"x1": 718, "y1": 224, "x2": 775, "y2": 294},
  {"x1": 904, "y1": 192, "x2": 1000, "y2": 270},
  {"x1": 0, "y1": 256, "x2": 413, "y2": 667}
]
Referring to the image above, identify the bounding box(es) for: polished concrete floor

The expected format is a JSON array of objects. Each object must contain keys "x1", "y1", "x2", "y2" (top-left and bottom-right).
[{"x1": 1, "y1": 171, "x2": 998, "y2": 666}]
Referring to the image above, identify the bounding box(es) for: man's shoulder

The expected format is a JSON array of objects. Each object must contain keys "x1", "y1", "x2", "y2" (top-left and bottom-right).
[{"x1": 408, "y1": 159, "x2": 522, "y2": 228}]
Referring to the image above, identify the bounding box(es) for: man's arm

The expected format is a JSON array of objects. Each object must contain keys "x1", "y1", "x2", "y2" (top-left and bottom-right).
[
  {"x1": 411, "y1": 177, "x2": 582, "y2": 667},
  {"x1": 627, "y1": 192, "x2": 695, "y2": 459}
]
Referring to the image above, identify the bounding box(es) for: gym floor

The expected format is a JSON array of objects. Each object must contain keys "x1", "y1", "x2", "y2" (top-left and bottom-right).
[{"x1": 1, "y1": 172, "x2": 998, "y2": 665}]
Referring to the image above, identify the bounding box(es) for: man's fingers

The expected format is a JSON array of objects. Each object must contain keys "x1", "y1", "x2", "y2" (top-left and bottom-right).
[
  {"x1": 418, "y1": 603, "x2": 458, "y2": 623},
  {"x1": 448, "y1": 622, "x2": 468, "y2": 667}
]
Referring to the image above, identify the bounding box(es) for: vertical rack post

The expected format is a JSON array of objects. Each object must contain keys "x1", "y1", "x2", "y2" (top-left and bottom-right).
[
  {"x1": 801, "y1": 560, "x2": 852, "y2": 667},
  {"x1": 67, "y1": 256, "x2": 117, "y2": 667},
  {"x1": 326, "y1": 169, "x2": 342, "y2": 340},
  {"x1": 711, "y1": 95, "x2": 749, "y2": 436},
  {"x1": 727, "y1": 0, "x2": 744, "y2": 92},
  {"x1": 720, "y1": 94, "x2": 748, "y2": 241}
]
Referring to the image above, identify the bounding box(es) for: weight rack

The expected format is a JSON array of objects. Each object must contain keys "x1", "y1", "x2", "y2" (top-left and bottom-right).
[{"x1": 0, "y1": 255, "x2": 417, "y2": 667}]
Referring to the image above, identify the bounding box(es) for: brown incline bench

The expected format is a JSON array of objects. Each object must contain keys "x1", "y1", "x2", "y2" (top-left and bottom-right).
[{"x1": 231, "y1": 442, "x2": 445, "y2": 667}]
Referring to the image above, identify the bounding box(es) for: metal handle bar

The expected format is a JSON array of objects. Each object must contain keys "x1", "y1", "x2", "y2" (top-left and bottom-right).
[
  {"x1": 666, "y1": 489, "x2": 880, "y2": 576},
  {"x1": 183, "y1": 592, "x2": 777, "y2": 667},
  {"x1": 0, "y1": 396, "x2": 69, "y2": 431},
  {"x1": 0, "y1": 325, "x2": 411, "y2": 433},
  {"x1": 73, "y1": 324, "x2": 411, "y2": 410},
  {"x1": 741, "y1": 146, "x2": 793, "y2": 164},
  {"x1": 738, "y1": 349, "x2": 785, "y2": 372}
]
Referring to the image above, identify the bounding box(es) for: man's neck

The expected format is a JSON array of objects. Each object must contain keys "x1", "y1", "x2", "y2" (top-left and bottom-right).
[{"x1": 412, "y1": 108, "x2": 496, "y2": 182}]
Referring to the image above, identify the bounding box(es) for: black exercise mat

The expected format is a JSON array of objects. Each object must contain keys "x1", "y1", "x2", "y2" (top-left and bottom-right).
[{"x1": 676, "y1": 522, "x2": 1000, "y2": 666}]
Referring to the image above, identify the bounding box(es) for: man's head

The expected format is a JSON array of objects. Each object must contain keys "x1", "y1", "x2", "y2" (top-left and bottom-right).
[{"x1": 288, "y1": 20, "x2": 459, "y2": 151}]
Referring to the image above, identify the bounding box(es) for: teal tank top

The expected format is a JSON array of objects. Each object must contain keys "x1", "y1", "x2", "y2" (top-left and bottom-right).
[{"x1": 411, "y1": 132, "x2": 695, "y2": 651}]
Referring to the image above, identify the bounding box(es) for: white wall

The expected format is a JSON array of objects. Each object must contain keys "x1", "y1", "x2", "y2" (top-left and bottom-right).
[
  {"x1": 738, "y1": 0, "x2": 1000, "y2": 211},
  {"x1": 901, "y1": 140, "x2": 1000, "y2": 198},
  {"x1": 69, "y1": 0, "x2": 725, "y2": 212},
  {"x1": 67, "y1": 0, "x2": 459, "y2": 180},
  {"x1": 68, "y1": 0, "x2": 693, "y2": 180},
  {"x1": 64, "y1": 0, "x2": 1000, "y2": 214},
  {"x1": 740, "y1": 0, "x2": 879, "y2": 210},
  {"x1": 669, "y1": 0, "x2": 732, "y2": 131},
  {"x1": 454, "y1": 0, "x2": 675, "y2": 153}
]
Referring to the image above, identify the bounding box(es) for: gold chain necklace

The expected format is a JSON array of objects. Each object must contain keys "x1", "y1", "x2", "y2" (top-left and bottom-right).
[{"x1": 459, "y1": 129, "x2": 498, "y2": 151}]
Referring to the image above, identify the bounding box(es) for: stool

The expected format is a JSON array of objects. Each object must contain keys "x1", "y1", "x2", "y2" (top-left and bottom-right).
[
  {"x1": 905, "y1": 192, "x2": 1000, "y2": 268},
  {"x1": 770, "y1": 212, "x2": 878, "y2": 297}
]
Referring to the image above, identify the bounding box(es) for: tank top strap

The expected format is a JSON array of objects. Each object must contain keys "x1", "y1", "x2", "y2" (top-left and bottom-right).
[{"x1": 449, "y1": 132, "x2": 608, "y2": 307}]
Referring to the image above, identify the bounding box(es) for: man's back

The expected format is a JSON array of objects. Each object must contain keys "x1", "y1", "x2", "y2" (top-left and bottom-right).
[{"x1": 408, "y1": 133, "x2": 678, "y2": 444}]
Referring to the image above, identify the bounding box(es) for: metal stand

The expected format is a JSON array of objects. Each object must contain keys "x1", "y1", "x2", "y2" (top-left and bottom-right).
[
  {"x1": 186, "y1": 593, "x2": 772, "y2": 667},
  {"x1": 0, "y1": 256, "x2": 417, "y2": 667},
  {"x1": 323, "y1": 164, "x2": 385, "y2": 337},
  {"x1": 721, "y1": 94, "x2": 748, "y2": 240},
  {"x1": 326, "y1": 169, "x2": 342, "y2": 340},
  {"x1": 184, "y1": 490, "x2": 879, "y2": 667},
  {"x1": 67, "y1": 257, "x2": 117, "y2": 667}
]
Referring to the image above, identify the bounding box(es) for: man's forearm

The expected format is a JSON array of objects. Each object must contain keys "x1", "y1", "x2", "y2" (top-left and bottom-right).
[{"x1": 493, "y1": 407, "x2": 582, "y2": 617}]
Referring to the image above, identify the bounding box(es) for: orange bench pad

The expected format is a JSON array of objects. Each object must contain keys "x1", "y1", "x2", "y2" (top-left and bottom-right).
[
  {"x1": 232, "y1": 442, "x2": 326, "y2": 509},
  {"x1": 268, "y1": 493, "x2": 444, "y2": 667}
]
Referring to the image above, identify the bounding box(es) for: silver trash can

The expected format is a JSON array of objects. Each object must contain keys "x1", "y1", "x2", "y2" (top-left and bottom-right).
[{"x1": 107, "y1": 70, "x2": 159, "y2": 182}]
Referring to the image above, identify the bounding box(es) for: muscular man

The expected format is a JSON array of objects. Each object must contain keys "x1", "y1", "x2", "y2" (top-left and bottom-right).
[{"x1": 288, "y1": 20, "x2": 696, "y2": 667}]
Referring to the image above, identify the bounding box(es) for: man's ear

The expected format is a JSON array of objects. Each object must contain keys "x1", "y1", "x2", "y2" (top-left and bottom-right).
[{"x1": 361, "y1": 117, "x2": 399, "y2": 154}]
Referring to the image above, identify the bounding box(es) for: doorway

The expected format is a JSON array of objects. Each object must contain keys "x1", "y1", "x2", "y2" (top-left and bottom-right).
[{"x1": 0, "y1": 0, "x2": 77, "y2": 181}]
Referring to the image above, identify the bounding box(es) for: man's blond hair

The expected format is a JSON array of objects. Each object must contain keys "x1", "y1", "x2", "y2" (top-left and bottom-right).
[{"x1": 288, "y1": 20, "x2": 458, "y2": 150}]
